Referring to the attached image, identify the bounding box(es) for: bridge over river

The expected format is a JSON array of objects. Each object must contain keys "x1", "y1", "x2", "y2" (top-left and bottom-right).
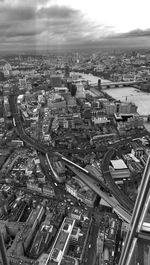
[{"x1": 91, "y1": 80, "x2": 146, "y2": 89}]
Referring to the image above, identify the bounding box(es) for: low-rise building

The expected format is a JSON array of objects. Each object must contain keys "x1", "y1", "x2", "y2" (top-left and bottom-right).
[
  {"x1": 42, "y1": 185, "x2": 55, "y2": 197},
  {"x1": 70, "y1": 208, "x2": 82, "y2": 221},
  {"x1": 66, "y1": 177, "x2": 96, "y2": 207},
  {"x1": 109, "y1": 159, "x2": 130, "y2": 179}
]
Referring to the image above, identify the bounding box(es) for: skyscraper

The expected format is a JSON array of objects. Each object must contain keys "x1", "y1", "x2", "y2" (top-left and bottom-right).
[
  {"x1": 0, "y1": 89, "x2": 4, "y2": 118},
  {"x1": 65, "y1": 64, "x2": 70, "y2": 79},
  {"x1": 98, "y1": 79, "x2": 101, "y2": 90}
]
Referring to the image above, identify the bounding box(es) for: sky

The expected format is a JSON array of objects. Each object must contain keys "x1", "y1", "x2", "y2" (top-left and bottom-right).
[{"x1": 0, "y1": 0, "x2": 150, "y2": 52}]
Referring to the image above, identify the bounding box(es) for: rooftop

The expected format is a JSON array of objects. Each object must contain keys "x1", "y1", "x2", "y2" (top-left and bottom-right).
[
  {"x1": 110, "y1": 159, "x2": 127, "y2": 170},
  {"x1": 54, "y1": 231, "x2": 68, "y2": 251}
]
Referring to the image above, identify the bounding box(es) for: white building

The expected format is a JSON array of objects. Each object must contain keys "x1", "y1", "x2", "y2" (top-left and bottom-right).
[
  {"x1": 110, "y1": 159, "x2": 130, "y2": 179},
  {"x1": 75, "y1": 83, "x2": 86, "y2": 98}
]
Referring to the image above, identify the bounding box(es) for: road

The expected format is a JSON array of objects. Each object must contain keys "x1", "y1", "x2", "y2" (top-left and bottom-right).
[
  {"x1": 86, "y1": 221, "x2": 99, "y2": 265},
  {"x1": 38, "y1": 153, "x2": 56, "y2": 190}
]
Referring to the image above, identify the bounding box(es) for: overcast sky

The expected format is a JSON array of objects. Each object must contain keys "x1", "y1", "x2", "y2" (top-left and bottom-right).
[{"x1": 0, "y1": 0, "x2": 150, "y2": 52}]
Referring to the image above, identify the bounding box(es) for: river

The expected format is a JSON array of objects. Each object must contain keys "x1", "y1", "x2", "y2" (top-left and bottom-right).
[
  {"x1": 106, "y1": 87, "x2": 150, "y2": 116},
  {"x1": 72, "y1": 72, "x2": 150, "y2": 131},
  {"x1": 106, "y1": 87, "x2": 150, "y2": 132},
  {"x1": 71, "y1": 72, "x2": 111, "y2": 84}
]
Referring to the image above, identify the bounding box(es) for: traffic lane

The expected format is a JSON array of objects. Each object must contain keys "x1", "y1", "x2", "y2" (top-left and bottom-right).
[{"x1": 86, "y1": 221, "x2": 99, "y2": 265}]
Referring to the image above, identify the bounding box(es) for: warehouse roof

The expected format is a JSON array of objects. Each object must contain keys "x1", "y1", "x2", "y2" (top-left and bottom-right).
[{"x1": 110, "y1": 159, "x2": 127, "y2": 170}]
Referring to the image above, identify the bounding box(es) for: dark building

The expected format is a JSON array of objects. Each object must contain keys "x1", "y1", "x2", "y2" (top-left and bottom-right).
[
  {"x1": 0, "y1": 72, "x2": 5, "y2": 82},
  {"x1": 67, "y1": 82, "x2": 77, "y2": 96},
  {"x1": 65, "y1": 64, "x2": 70, "y2": 78},
  {"x1": 0, "y1": 94, "x2": 4, "y2": 118},
  {"x1": 98, "y1": 79, "x2": 101, "y2": 90}
]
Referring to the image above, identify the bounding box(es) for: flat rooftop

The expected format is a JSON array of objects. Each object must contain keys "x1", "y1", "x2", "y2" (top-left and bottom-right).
[
  {"x1": 110, "y1": 159, "x2": 127, "y2": 170},
  {"x1": 54, "y1": 231, "x2": 68, "y2": 251}
]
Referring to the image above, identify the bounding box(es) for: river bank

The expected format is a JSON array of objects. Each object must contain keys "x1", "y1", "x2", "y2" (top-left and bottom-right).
[
  {"x1": 72, "y1": 72, "x2": 150, "y2": 131},
  {"x1": 71, "y1": 72, "x2": 111, "y2": 84}
]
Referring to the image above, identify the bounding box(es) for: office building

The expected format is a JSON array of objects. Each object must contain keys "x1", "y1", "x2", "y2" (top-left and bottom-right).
[
  {"x1": 75, "y1": 83, "x2": 86, "y2": 98},
  {"x1": 98, "y1": 79, "x2": 101, "y2": 90},
  {"x1": 66, "y1": 177, "x2": 96, "y2": 207},
  {"x1": 65, "y1": 64, "x2": 70, "y2": 78},
  {"x1": 19, "y1": 78, "x2": 27, "y2": 90},
  {"x1": 0, "y1": 92, "x2": 4, "y2": 118},
  {"x1": 46, "y1": 218, "x2": 77, "y2": 265},
  {"x1": 104, "y1": 102, "x2": 137, "y2": 115}
]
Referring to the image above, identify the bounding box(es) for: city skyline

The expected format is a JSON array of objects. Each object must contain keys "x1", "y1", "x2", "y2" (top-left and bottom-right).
[
  {"x1": 0, "y1": 43, "x2": 150, "y2": 264},
  {"x1": 0, "y1": 0, "x2": 150, "y2": 52}
]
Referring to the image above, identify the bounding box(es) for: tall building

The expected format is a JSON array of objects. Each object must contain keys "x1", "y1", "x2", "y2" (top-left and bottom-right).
[
  {"x1": 3, "y1": 96, "x2": 11, "y2": 117},
  {"x1": 98, "y1": 79, "x2": 101, "y2": 90},
  {"x1": 76, "y1": 83, "x2": 85, "y2": 98},
  {"x1": 0, "y1": 72, "x2": 5, "y2": 81},
  {"x1": 19, "y1": 78, "x2": 27, "y2": 90},
  {"x1": 0, "y1": 90, "x2": 4, "y2": 118},
  {"x1": 65, "y1": 64, "x2": 70, "y2": 78}
]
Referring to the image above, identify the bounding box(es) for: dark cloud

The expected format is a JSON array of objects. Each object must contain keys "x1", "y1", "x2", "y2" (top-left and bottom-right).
[
  {"x1": 0, "y1": 5, "x2": 36, "y2": 21},
  {"x1": 38, "y1": 5, "x2": 78, "y2": 19},
  {"x1": 91, "y1": 35, "x2": 150, "y2": 50},
  {"x1": 4, "y1": 27, "x2": 41, "y2": 38},
  {"x1": 0, "y1": 3, "x2": 109, "y2": 51},
  {"x1": 9, "y1": 7, "x2": 35, "y2": 21},
  {"x1": 109, "y1": 28, "x2": 150, "y2": 39},
  {"x1": 78, "y1": 28, "x2": 150, "y2": 50},
  {"x1": 120, "y1": 28, "x2": 150, "y2": 38},
  {"x1": 0, "y1": 1, "x2": 149, "y2": 52},
  {"x1": 36, "y1": 5, "x2": 111, "y2": 48},
  {"x1": 0, "y1": 3, "x2": 41, "y2": 41}
]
